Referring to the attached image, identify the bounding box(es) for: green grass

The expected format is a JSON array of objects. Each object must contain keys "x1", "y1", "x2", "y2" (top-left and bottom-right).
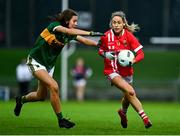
[{"x1": 0, "y1": 100, "x2": 180, "y2": 135}]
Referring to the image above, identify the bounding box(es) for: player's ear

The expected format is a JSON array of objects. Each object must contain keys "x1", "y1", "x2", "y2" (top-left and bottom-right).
[{"x1": 66, "y1": 21, "x2": 70, "y2": 27}]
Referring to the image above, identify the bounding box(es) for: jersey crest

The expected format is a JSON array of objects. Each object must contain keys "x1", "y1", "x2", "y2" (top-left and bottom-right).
[{"x1": 116, "y1": 40, "x2": 120, "y2": 46}]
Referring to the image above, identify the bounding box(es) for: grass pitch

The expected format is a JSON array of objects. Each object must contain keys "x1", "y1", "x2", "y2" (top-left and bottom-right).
[{"x1": 0, "y1": 100, "x2": 180, "y2": 135}]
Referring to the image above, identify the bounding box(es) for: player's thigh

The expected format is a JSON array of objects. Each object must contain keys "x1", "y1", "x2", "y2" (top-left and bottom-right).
[
  {"x1": 34, "y1": 69, "x2": 59, "y2": 94},
  {"x1": 33, "y1": 69, "x2": 56, "y2": 86},
  {"x1": 112, "y1": 76, "x2": 134, "y2": 93}
]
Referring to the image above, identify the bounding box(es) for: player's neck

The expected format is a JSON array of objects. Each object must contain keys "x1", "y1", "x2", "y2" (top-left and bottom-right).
[{"x1": 113, "y1": 29, "x2": 124, "y2": 37}]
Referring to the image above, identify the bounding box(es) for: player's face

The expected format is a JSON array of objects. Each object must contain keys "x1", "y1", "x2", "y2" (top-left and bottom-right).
[
  {"x1": 68, "y1": 16, "x2": 78, "y2": 28},
  {"x1": 111, "y1": 16, "x2": 125, "y2": 34}
]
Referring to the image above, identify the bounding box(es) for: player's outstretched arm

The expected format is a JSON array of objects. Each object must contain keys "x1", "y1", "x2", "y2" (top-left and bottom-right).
[
  {"x1": 54, "y1": 26, "x2": 90, "y2": 35},
  {"x1": 54, "y1": 26, "x2": 104, "y2": 36},
  {"x1": 76, "y1": 35, "x2": 98, "y2": 46}
]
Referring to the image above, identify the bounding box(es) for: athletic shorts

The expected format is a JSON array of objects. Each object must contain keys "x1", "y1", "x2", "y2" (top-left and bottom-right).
[
  {"x1": 106, "y1": 72, "x2": 133, "y2": 84},
  {"x1": 26, "y1": 55, "x2": 54, "y2": 77},
  {"x1": 73, "y1": 79, "x2": 87, "y2": 87}
]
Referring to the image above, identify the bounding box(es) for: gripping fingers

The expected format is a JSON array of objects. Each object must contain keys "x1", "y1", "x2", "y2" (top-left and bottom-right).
[{"x1": 90, "y1": 31, "x2": 105, "y2": 36}]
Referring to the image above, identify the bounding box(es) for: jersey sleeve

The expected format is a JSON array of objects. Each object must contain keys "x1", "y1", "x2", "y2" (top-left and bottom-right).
[
  {"x1": 47, "y1": 21, "x2": 61, "y2": 33},
  {"x1": 49, "y1": 21, "x2": 77, "y2": 41},
  {"x1": 127, "y1": 32, "x2": 143, "y2": 53},
  {"x1": 134, "y1": 49, "x2": 144, "y2": 63},
  {"x1": 126, "y1": 31, "x2": 144, "y2": 63}
]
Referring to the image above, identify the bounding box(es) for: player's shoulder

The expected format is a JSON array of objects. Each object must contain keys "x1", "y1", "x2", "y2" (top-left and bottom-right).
[
  {"x1": 47, "y1": 21, "x2": 61, "y2": 31},
  {"x1": 49, "y1": 21, "x2": 61, "y2": 26},
  {"x1": 104, "y1": 29, "x2": 112, "y2": 35},
  {"x1": 100, "y1": 29, "x2": 112, "y2": 40},
  {"x1": 124, "y1": 29, "x2": 135, "y2": 37},
  {"x1": 124, "y1": 29, "x2": 137, "y2": 40}
]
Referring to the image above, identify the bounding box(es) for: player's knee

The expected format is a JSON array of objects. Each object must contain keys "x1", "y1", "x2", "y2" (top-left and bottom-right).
[
  {"x1": 125, "y1": 88, "x2": 136, "y2": 96},
  {"x1": 48, "y1": 82, "x2": 59, "y2": 94},
  {"x1": 128, "y1": 90, "x2": 136, "y2": 96}
]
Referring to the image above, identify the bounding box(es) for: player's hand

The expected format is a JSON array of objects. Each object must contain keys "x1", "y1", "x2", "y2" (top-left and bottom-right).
[
  {"x1": 104, "y1": 51, "x2": 115, "y2": 60},
  {"x1": 96, "y1": 43, "x2": 101, "y2": 48},
  {"x1": 128, "y1": 59, "x2": 135, "y2": 67},
  {"x1": 128, "y1": 61, "x2": 133, "y2": 67},
  {"x1": 89, "y1": 31, "x2": 105, "y2": 36}
]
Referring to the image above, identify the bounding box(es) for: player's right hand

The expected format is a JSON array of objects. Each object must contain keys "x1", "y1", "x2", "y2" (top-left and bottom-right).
[
  {"x1": 89, "y1": 31, "x2": 105, "y2": 36},
  {"x1": 104, "y1": 51, "x2": 115, "y2": 60}
]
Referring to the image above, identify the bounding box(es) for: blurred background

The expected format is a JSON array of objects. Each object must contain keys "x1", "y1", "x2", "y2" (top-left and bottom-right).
[{"x1": 0, "y1": 0, "x2": 180, "y2": 102}]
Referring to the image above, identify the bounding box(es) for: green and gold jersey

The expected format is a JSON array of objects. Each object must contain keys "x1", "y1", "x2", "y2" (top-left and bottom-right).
[{"x1": 29, "y1": 21, "x2": 77, "y2": 70}]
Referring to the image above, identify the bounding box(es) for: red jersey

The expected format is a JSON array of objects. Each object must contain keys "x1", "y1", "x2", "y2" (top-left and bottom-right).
[{"x1": 98, "y1": 29, "x2": 144, "y2": 77}]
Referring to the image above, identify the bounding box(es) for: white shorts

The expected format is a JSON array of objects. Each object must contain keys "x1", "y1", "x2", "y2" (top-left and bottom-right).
[
  {"x1": 107, "y1": 72, "x2": 133, "y2": 84},
  {"x1": 73, "y1": 79, "x2": 87, "y2": 87},
  {"x1": 26, "y1": 56, "x2": 54, "y2": 77}
]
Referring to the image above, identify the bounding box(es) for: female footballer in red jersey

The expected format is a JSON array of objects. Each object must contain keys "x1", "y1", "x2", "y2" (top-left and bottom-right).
[{"x1": 98, "y1": 11, "x2": 152, "y2": 128}]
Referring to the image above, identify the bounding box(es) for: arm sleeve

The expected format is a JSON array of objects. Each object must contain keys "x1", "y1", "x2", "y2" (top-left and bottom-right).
[
  {"x1": 134, "y1": 49, "x2": 144, "y2": 63},
  {"x1": 127, "y1": 31, "x2": 144, "y2": 63}
]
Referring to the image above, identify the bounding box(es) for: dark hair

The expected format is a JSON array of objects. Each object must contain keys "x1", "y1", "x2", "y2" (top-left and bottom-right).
[{"x1": 47, "y1": 9, "x2": 78, "y2": 27}]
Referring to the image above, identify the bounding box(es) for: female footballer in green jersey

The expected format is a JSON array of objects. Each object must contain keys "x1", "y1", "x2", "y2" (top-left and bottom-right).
[{"x1": 14, "y1": 9, "x2": 103, "y2": 129}]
